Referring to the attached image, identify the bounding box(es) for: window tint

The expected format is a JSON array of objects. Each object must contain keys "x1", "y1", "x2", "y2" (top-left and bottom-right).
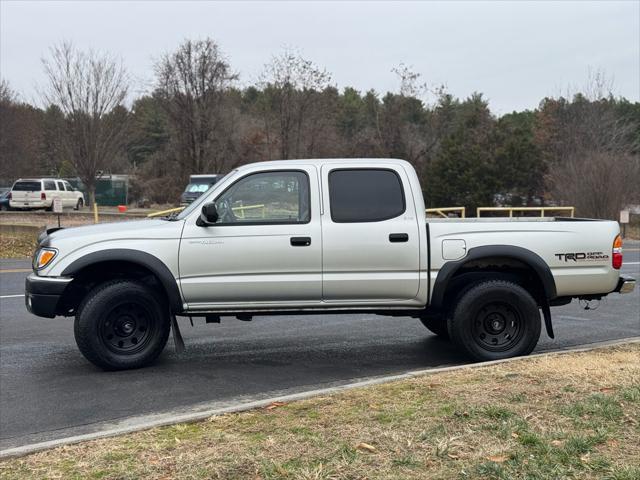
[
  {"x1": 43, "y1": 180, "x2": 56, "y2": 190},
  {"x1": 63, "y1": 182, "x2": 72, "y2": 191},
  {"x1": 215, "y1": 171, "x2": 309, "y2": 224},
  {"x1": 56, "y1": 181, "x2": 64, "y2": 191},
  {"x1": 12, "y1": 181, "x2": 41, "y2": 191},
  {"x1": 329, "y1": 169, "x2": 405, "y2": 222}
]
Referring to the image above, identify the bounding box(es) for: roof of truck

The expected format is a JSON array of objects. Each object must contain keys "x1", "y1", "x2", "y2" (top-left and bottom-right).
[{"x1": 237, "y1": 158, "x2": 412, "y2": 170}]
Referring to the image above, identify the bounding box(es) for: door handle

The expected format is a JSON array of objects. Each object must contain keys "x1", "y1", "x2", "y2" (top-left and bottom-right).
[
  {"x1": 290, "y1": 237, "x2": 311, "y2": 247},
  {"x1": 389, "y1": 233, "x2": 409, "y2": 243}
]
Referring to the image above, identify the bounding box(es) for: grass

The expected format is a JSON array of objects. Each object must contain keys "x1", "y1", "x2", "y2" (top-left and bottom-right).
[
  {"x1": 1, "y1": 343, "x2": 639, "y2": 479},
  {"x1": 0, "y1": 234, "x2": 35, "y2": 258}
]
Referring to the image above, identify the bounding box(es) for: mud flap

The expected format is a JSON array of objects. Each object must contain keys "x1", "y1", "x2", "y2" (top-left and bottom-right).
[
  {"x1": 541, "y1": 301, "x2": 554, "y2": 339},
  {"x1": 170, "y1": 314, "x2": 185, "y2": 353}
]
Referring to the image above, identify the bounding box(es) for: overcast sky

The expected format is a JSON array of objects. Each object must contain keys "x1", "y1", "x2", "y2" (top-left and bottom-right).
[{"x1": 1, "y1": 0, "x2": 638, "y2": 114}]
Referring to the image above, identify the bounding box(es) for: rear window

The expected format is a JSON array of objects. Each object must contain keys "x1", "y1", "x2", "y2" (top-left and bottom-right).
[
  {"x1": 185, "y1": 183, "x2": 212, "y2": 193},
  {"x1": 12, "y1": 181, "x2": 41, "y2": 191},
  {"x1": 43, "y1": 180, "x2": 56, "y2": 190},
  {"x1": 329, "y1": 169, "x2": 405, "y2": 223}
]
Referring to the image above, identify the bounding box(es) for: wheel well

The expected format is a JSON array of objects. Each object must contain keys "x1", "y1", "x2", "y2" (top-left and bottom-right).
[
  {"x1": 57, "y1": 261, "x2": 168, "y2": 316},
  {"x1": 439, "y1": 256, "x2": 548, "y2": 311}
]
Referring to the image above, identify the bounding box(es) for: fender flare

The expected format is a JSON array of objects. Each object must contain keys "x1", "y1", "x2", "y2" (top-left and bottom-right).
[
  {"x1": 61, "y1": 249, "x2": 183, "y2": 313},
  {"x1": 430, "y1": 244, "x2": 557, "y2": 310}
]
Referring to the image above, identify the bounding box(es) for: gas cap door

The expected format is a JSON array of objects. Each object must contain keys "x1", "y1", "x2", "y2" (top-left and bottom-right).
[{"x1": 442, "y1": 239, "x2": 467, "y2": 260}]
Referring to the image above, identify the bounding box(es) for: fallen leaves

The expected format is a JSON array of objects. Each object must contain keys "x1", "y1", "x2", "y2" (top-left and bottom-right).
[
  {"x1": 486, "y1": 455, "x2": 508, "y2": 463},
  {"x1": 356, "y1": 442, "x2": 377, "y2": 453},
  {"x1": 265, "y1": 401, "x2": 286, "y2": 410}
]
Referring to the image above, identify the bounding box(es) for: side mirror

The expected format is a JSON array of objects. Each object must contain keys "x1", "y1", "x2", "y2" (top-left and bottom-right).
[{"x1": 197, "y1": 202, "x2": 218, "y2": 226}]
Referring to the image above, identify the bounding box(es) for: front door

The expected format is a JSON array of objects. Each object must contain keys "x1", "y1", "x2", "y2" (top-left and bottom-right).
[
  {"x1": 320, "y1": 164, "x2": 421, "y2": 302},
  {"x1": 179, "y1": 166, "x2": 322, "y2": 309}
]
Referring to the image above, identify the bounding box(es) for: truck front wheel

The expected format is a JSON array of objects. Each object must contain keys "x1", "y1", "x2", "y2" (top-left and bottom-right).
[
  {"x1": 448, "y1": 280, "x2": 541, "y2": 361},
  {"x1": 74, "y1": 280, "x2": 170, "y2": 370}
]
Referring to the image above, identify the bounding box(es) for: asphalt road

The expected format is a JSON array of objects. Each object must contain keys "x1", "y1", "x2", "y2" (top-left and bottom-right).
[{"x1": 1, "y1": 249, "x2": 638, "y2": 450}]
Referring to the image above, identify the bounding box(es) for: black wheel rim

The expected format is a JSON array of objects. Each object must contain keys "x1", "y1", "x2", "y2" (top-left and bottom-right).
[
  {"x1": 99, "y1": 302, "x2": 155, "y2": 355},
  {"x1": 472, "y1": 302, "x2": 523, "y2": 352}
]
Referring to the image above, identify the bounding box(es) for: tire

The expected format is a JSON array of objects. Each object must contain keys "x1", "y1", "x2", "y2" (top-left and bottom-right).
[
  {"x1": 75, "y1": 198, "x2": 84, "y2": 210},
  {"x1": 420, "y1": 316, "x2": 449, "y2": 339},
  {"x1": 74, "y1": 280, "x2": 170, "y2": 370},
  {"x1": 448, "y1": 280, "x2": 541, "y2": 361}
]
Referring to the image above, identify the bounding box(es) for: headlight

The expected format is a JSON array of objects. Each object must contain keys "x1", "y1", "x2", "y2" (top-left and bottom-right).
[{"x1": 34, "y1": 248, "x2": 58, "y2": 270}]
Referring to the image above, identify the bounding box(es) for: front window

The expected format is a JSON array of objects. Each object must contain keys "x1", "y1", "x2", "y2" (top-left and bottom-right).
[{"x1": 214, "y1": 171, "x2": 310, "y2": 224}]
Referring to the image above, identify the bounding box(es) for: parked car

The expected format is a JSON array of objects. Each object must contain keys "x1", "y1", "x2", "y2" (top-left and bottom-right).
[
  {"x1": 26, "y1": 158, "x2": 635, "y2": 370},
  {"x1": 9, "y1": 178, "x2": 85, "y2": 211},
  {"x1": 0, "y1": 189, "x2": 11, "y2": 211},
  {"x1": 180, "y1": 174, "x2": 221, "y2": 206}
]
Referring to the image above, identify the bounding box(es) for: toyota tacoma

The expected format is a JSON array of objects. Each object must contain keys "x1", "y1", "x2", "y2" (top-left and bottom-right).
[{"x1": 25, "y1": 159, "x2": 636, "y2": 370}]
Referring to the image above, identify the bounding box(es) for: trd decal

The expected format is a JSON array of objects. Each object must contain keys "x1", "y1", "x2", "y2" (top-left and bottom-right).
[{"x1": 554, "y1": 252, "x2": 609, "y2": 262}]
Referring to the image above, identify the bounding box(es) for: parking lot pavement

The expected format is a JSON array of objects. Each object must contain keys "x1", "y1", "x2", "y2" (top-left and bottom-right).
[{"x1": 0, "y1": 252, "x2": 638, "y2": 451}]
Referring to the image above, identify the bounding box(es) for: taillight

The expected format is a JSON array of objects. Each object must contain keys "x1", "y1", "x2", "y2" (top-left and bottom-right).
[
  {"x1": 612, "y1": 235, "x2": 623, "y2": 269},
  {"x1": 41, "y1": 192, "x2": 46, "y2": 200}
]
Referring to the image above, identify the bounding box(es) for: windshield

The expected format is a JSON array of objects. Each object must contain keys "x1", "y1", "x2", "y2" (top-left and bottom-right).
[
  {"x1": 176, "y1": 172, "x2": 233, "y2": 220},
  {"x1": 12, "y1": 181, "x2": 41, "y2": 191},
  {"x1": 185, "y1": 183, "x2": 211, "y2": 193}
]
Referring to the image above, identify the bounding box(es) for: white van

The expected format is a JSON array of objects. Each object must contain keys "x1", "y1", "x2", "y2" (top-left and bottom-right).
[{"x1": 9, "y1": 178, "x2": 85, "y2": 211}]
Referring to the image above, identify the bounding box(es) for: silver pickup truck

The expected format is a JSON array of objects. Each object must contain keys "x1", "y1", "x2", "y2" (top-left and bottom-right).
[{"x1": 25, "y1": 159, "x2": 635, "y2": 370}]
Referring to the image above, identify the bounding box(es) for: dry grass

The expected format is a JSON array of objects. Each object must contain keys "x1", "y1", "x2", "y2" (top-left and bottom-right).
[
  {"x1": 1, "y1": 344, "x2": 639, "y2": 479},
  {"x1": 0, "y1": 235, "x2": 35, "y2": 258}
]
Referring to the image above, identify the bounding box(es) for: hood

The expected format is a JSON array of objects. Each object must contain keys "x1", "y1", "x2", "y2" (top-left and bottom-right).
[{"x1": 46, "y1": 219, "x2": 184, "y2": 244}]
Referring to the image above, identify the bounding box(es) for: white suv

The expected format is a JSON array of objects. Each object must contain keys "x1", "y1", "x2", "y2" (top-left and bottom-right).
[{"x1": 9, "y1": 178, "x2": 85, "y2": 211}]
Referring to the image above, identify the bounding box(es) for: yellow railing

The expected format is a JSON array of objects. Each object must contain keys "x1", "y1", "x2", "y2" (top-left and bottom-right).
[
  {"x1": 425, "y1": 207, "x2": 466, "y2": 218},
  {"x1": 476, "y1": 207, "x2": 575, "y2": 218},
  {"x1": 232, "y1": 204, "x2": 266, "y2": 219},
  {"x1": 147, "y1": 204, "x2": 267, "y2": 219},
  {"x1": 147, "y1": 207, "x2": 185, "y2": 218}
]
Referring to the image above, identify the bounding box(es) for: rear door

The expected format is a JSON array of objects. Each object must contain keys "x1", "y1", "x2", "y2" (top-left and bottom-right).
[
  {"x1": 320, "y1": 164, "x2": 421, "y2": 301},
  {"x1": 11, "y1": 180, "x2": 42, "y2": 206},
  {"x1": 55, "y1": 181, "x2": 69, "y2": 207}
]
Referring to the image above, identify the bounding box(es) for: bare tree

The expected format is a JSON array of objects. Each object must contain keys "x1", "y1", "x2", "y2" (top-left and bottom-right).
[
  {"x1": 259, "y1": 50, "x2": 332, "y2": 159},
  {"x1": 538, "y1": 73, "x2": 639, "y2": 219},
  {"x1": 155, "y1": 38, "x2": 238, "y2": 176},
  {"x1": 41, "y1": 42, "x2": 129, "y2": 204},
  {"x1": 0, "y1": 78, "x2": 19, "y2": 105},
  {"x1": 0, "y1": 79, "x2": 43, "y2": 184}
]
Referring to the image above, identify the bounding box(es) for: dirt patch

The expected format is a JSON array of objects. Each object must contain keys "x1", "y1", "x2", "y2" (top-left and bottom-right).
[{"x1": 1, "y1": 343, "x2": 638, "y2": 479}]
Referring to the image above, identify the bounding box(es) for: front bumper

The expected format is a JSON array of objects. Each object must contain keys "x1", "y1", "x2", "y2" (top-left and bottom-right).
[
  {"x1": 614, "y1": 275, "x2": 636, "y2": 295},
  {"x1": 25, "y1": 274, "x2": 72, "y2": 318}
]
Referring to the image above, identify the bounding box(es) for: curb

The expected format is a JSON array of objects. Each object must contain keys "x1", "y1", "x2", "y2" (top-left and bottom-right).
[{"x1": 1, "y1": 336, "x2": 639, "y2": 460}]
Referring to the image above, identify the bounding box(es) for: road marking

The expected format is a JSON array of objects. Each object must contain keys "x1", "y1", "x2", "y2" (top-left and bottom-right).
[
  {"x1": 0, "y1": 268, "x2": 31, "y2": 273},
  {"x1": 0, "y1": 294, "x2": 24, "y2": 299},
  {"x1": 558, "y1": 315, "x2": 590, "y2": 321},
  {"x1": 623, "y1": 262, "x2": 639, "y2": 265}
]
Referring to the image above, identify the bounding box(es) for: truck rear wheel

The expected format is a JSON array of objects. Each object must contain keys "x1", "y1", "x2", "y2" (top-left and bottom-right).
[
  {"x1": 448, "y1": 280, "x2": 541, "y2": 361},
  {"x1": 74, "y1": 280, "x2": 170, "y2": 370}
]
